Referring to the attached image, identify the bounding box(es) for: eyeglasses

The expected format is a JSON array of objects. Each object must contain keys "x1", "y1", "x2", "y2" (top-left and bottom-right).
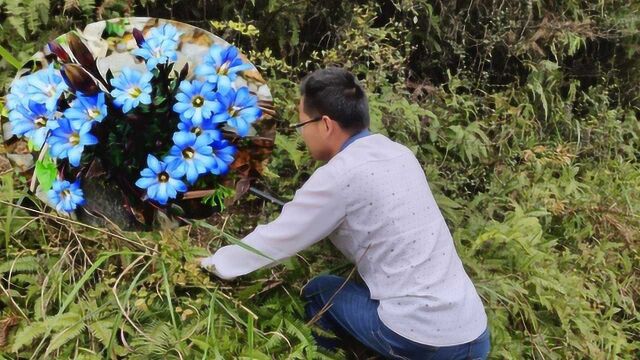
[{"x1": 290, "y1": 116, "x2": 323, "y2": 134}]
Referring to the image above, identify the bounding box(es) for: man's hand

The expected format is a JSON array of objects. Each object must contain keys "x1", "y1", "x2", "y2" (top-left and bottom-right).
[
  {"x1": 199, "y1": 256, "x2": 219, "y2": 275},
  {"x1": 198, "y1": 256, "x2": 238, "y2": 281}
]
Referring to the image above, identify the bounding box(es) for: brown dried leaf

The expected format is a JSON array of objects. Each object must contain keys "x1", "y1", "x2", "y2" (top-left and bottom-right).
[{"x1": 0, "y1": 316, "x2": 20, "y2": 347}]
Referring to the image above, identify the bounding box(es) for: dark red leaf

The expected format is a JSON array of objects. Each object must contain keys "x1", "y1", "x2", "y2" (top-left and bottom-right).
[
  {"x1": 47, "y1": 41, "x2": 71, "y2": 63},
  {"x1": 61, "y1": 64, "x2": 99, "y2": 95}
]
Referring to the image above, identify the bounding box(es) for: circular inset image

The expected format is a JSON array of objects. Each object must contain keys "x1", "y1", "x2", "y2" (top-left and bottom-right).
[{"x1": 2, "y1": 17, "x2": 276, "y2": 231}]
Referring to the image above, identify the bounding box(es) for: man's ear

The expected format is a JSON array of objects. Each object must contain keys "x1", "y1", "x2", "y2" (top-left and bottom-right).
[{"x1": 322, "y1": 115, "x2": 333, "y2": 133}]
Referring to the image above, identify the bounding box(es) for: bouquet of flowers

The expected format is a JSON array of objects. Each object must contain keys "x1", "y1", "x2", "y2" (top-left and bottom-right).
[{"x1": 3, "y1": 18, "x2": 275, "y2": 230}]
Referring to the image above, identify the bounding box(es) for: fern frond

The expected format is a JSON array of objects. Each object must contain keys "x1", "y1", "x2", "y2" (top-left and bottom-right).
[
  {"x1": 10, "y1": 321, "x2": 48, "y2": 353},
  {"x1": 45, "y1": 319, "x2": 85, "y2": 356},
  {"x1": 0, "y1": 256, "x2": 40, "y2": 274},
  {"x1": 26, "y1": 0, "x2": 49, "y2": 32},
  {"x1": 8, "y1": 273, "x2": 38, "y2": 284},
  {"x1": 87, "y1": 319, "x2": 112, "y2": 348}
]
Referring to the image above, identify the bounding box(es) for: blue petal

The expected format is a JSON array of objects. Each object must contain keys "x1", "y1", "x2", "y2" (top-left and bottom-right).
[
  {"x1": 147, "y1": 154, "x2": 162, "y2": 173},
  {"x1": 216, "y1": 76, "x2": 232, "y2": 94},
  {"x1": 68, "y1": 146, "x2": 84, "y2": 167},
  {"x1": 229, "y1": 62, "x2": 253, "y2": 73},
  {"x1": 240, "y1": 107, "x2": 262, "y2": 120},
  {"x1": 179, "y1": 80, "x2": 193, "y2": 94},
  {"x1": 138, "y1": 94, "x2": 152, "y2": 105},
  {"x1": 169, "y1": 178, "x2": 187, "y2": 193},
  {"x1": 135, "y1": 176, "x2": 157, "y2": 189},
  {"x1": 155, "y1": 183, "x2": 169, "y2": 204},
  {"x1": 140, "y1": 168, "x2": 155, "y2": 178},
  {"x1": 80, "y1": 133, "x2": 98, "y2": 146},
  {"x1": 172, "y1": 131, "x2": 196, "y2": 148},
  {"x1": 165, "y1": 183, "x2": 177, "y2": 199},
  {"x1": 175, "y1": 93, "x2": 190, "y2": 103},
  {"x1": 147, "y1": 183, "x2": 159, "y2": 201},
  {"x1": 185, "y1": 163, "x2": 199, "y2": 184},
  {"x1": 166, "y1": 160, "x2": 186, "y2": 178},
  {"x1": 209, "y1": 45, "x2": 224, "y2": 66}
]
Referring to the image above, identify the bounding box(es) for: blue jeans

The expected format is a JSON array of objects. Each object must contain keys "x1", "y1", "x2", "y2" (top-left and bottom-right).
[{"x1": 302, "y1": 275, "x2": 490, "y2": 360}]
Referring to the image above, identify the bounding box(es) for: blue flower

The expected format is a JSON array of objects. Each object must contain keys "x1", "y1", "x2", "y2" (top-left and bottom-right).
[
  {"x1": 6, "y1": 77, "x2": 29, "y2": 111},
  {"x1": 133, "y1": 36, "x2": 179, "y2": 70},
  {"x1": 8, "y1": 100, "x2": 59, "y2": 149},
  {"x1": 212, "y1": 87, "x2": 262, "y2": 137},
  {"x1": 48, "y1": 179, "x2": 85, "y2": 214},
  {"x1": 25, "y1": 64, "x2": 69, "y2": 111},
  {"x1": 48, "y1": 118, "x2": 98, "y2": 167},
  {"x1": 133, "y1": 24, "x2": 182, "y2": 70},
  {"x1": 164, "y1": 131, "x2": 218, "y2": 184},
  {"x1": 148, "y1": 23, "x2": 182, "y2": 44},
  {"x1": 195, "y1": 45, "x2": 253, "y2": 91},
  {"x1": 177, "y1": 117, "x2": 222, "y2": 143},
  {"x1": 63, "y1": 92, "x2": 108, "y2": 127},
  {"x1": 209, "y1": 139, "x2": 236, "y2": 175},
  {"x1": 172, "y1": 80, "x2": 221, "y2": 126},
  {"x1": 109, "y1": 68, "x2": 153, "y2": 113},
  {"x1": 135, "y1": 154, "x2": 187, "y2": 205}
]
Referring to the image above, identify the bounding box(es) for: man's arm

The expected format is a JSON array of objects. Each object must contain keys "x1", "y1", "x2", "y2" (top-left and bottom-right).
[{"x1": 200, "y1": 166, "x2": 346, "y2": 280}]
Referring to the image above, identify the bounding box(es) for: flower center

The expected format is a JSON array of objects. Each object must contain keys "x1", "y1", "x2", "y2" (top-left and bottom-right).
[
  {"x1": 69, "y1": 133, "x2": 80, "y2": 145},
  {"x1": 45, "y1": 84, "x2": 56, "y2": 97},
  {"x1": 129, "y1": 87, "x2": 142, "y2": 98},
  {"x1": 192, "y1": 96, "x2": 204, "y2": 108},
  {"x1": 158, "y1": 172, "x2": 169, "y2": 183},
  {"x1": 34, "y1": 117, "x2": 47, "y2": 128},
  {"x1": 88, "y1": 108, "x2": 101, "y2": 119},
  {"x1": 182, "y1": 147, "x2": 195, "y2": 159},
  {"x1": 228, "y1": 106, "x2": 240, "y2": 117},
  {"x1": 61, "y1": 189, "x2": 71, "y2": 197},
  {"x1": 191, "y1": 127, "x2": 202, "y2": 136},
  {"x1": 218, "y1": 61, "x2": 230, "y2": 75}
]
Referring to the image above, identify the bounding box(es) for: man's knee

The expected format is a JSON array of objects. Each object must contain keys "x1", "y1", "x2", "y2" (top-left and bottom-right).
[{"x1": 302, "y1": 274, "x2": 345, "y2": 300}]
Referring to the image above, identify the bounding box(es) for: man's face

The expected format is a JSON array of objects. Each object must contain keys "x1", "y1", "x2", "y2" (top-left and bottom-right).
[{"x1": 297, "y1": 96, "x2": 330, "y2": 160}]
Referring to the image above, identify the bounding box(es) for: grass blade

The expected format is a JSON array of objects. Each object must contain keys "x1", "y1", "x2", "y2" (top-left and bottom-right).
[{"x1": 0, "y1": 44, "x2": 21, "y2": 69}]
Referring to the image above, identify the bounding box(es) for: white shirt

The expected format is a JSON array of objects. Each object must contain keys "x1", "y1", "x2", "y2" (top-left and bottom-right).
[{"x1": 201, "y1": 133, "x2": 488, "y2": 346}]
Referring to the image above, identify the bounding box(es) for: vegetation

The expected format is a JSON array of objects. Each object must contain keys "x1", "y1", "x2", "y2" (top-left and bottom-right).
[{"x1": 0, "y1": 0, "x2": 638, "y2": 358}]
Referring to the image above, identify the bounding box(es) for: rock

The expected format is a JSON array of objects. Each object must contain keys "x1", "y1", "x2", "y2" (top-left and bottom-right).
[
  {"x1": 77, "y1": 173, "x2": 147, "y2": 231},
  {"x1": 6, "y1": 154, "x2": 34, "y2": 172},
  {"x1": 2, "y1": 123, "x2": 14, "y2": 141},
  {"x1": 257, "y1": 84, "x2": 273, "y2": 101}
]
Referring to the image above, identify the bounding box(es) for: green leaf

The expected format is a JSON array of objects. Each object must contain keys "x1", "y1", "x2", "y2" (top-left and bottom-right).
[
  {"x1": 35, "y1": 153, "x2": 57, "y2": 193},
  {"x1": 274, "y1": 133, "x2": 303, "y2": 169},
  {"x1": 153, "y1": 95, "x2": 166, "y2": 106},
  {"x1": 103, "y1": 21, "x2": 126, "y2": 37},
  {"x1": 201, "y1": 185, "x2": 235, "y2": 211}
]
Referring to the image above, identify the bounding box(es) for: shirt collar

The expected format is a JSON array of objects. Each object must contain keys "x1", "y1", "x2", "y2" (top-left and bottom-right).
[{"x1": 339, "y1": 128, "x2": 371, "y2": 153}]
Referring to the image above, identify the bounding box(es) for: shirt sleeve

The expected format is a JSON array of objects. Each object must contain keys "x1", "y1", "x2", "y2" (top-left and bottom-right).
[{"x1": 200, "y1": 165, "x2": 346, "y2": 280}]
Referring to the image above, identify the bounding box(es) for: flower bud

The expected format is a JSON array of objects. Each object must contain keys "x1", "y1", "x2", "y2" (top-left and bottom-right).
[
  {"x1": 47, "y1": 41, "x2": 71, "y2": 63},
  {"x1": 67, "y1": 32, "x2": 100, "y2": 78},
  {"x1": 61, "y1": 64, "x2": 99, "y2": 95},
  {"x1": 132, "y1": 28, "x2": 146, "y2": 47}
]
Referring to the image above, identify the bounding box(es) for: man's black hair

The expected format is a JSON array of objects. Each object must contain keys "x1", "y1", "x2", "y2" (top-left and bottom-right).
[{"x1": 300, "y1": 67, "x2": 369, "y2": 133}]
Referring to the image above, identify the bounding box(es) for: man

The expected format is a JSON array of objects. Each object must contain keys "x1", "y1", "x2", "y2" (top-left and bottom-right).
[{"x1": 200, "y1": 67, "x2": 490, "y2": 359}]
